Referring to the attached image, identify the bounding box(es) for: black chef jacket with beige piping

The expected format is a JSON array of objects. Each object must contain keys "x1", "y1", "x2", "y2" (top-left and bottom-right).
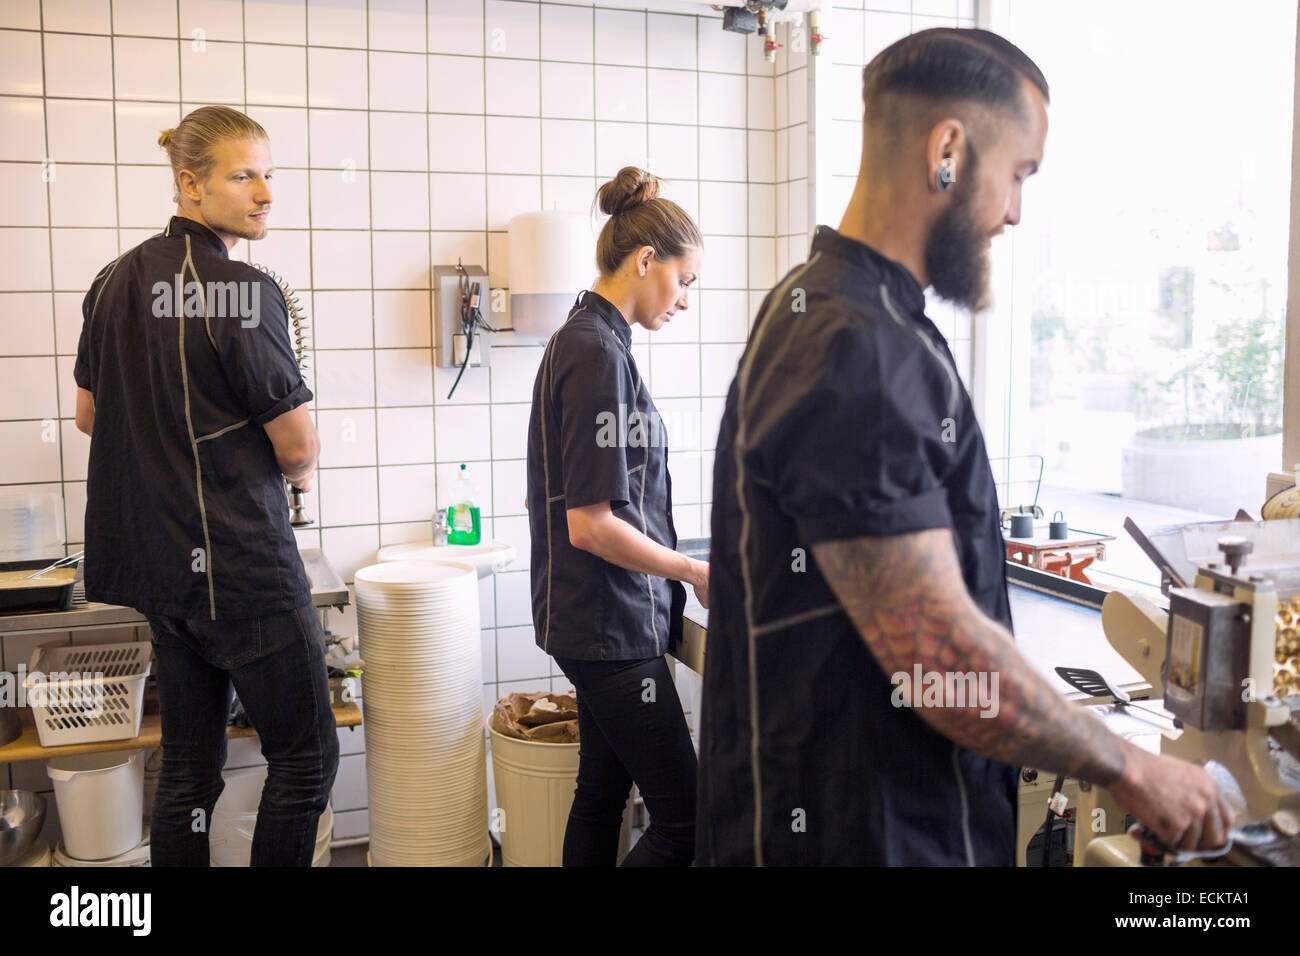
[
  {"x1": 697, "y1": 225, "x2": 1019, "y2": 866},
  {"x1": 73, "y1": 215, "x2": 312, "y2": 621},
  {"x1": 526, "y1": 290, "x2": 686, "y2": 661}
]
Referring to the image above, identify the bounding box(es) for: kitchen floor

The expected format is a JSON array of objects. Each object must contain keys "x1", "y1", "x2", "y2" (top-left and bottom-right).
[{"x1": 328, "y1": 826, "x2": 647, "y2": 867}]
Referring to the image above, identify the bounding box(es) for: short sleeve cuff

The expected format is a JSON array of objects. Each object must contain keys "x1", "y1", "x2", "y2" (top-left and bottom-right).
[
  {"x1": 566, "y1": 491, "x2": 631, "y2": 511},
  {"x1": 73, "y1": 357, "x2": 92, "y2": 392},
  {"x1": 793, "y1": 487, "x2": 954, "y2": 545},
  {"x1": 564, "y1": 467, "x2": 631, "y2": 511},
  {"x1": 250, "y1": 378, "x2": 313, "y2": 425}
]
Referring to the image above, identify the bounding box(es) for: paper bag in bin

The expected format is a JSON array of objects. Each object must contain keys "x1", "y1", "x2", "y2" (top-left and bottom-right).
[{"x1": 491, "y1": 691, "x2": 579, "y2": 742}]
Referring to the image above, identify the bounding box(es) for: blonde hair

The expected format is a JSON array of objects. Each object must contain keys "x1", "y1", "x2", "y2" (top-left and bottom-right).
[
  {"x1": 158, "y1": 106, "x2": 268, "y2": 204},
  {"x1": 593, "y1": 166, "x2": 702, "y2": 278}
]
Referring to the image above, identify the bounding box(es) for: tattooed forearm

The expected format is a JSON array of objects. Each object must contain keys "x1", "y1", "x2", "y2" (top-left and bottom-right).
[{"x1": 812, "y1": 528, "x2": 1128, "y2": 786}]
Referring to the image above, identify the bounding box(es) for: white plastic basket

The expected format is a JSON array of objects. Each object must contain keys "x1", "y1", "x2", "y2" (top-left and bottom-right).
[{"x1": 24, "y1": 642, "x2": 152, "y2": 747}]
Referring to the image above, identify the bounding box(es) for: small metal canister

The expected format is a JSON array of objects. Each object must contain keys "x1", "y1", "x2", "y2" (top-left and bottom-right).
[
  {"x1": 1049, "y1": 510, "x2": 1069, "y2": 540},
  {"x1": 1009, "y1": 514, "x2": 1034, "y2": 537}
]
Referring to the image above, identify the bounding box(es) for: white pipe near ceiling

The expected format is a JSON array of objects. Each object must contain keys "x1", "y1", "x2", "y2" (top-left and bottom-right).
[{"x1": 591, "y1": 1, "x2": 821, "y2": 22}]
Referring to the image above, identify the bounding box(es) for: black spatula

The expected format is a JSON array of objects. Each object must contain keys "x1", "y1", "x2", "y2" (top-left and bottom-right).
[{"x1": 1054, "y1": 666, "x2": 1170, "y2": 722}]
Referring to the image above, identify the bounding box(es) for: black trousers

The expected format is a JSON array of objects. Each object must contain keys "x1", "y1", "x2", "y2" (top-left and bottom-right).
[
  {"x1": 551, "y1": 655, "x2": 697, "y2": 866},
  {"x1": 143, "y1": 602, "x2": 339, "y2": 866}
]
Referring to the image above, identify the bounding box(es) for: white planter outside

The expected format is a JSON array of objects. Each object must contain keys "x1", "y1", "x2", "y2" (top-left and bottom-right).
[{"x1": 1121, "y1": 427, "x2": 1282, "y2": 517}]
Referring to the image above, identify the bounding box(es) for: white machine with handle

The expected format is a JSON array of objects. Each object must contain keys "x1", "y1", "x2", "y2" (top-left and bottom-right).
[{"x1": 1088, "y1": 514, "x2": 1300, "y2": 865}]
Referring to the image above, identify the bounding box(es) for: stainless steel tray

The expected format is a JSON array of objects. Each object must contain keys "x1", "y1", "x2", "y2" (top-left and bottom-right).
[{"x1": 0, "y1": 559, "x2": 78, "y2": 614}]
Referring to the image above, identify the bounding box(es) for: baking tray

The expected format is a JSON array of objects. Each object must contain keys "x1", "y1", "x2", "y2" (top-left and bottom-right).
[{"x1": 0, "y1": 558, "x2": 79, "y2": 614}]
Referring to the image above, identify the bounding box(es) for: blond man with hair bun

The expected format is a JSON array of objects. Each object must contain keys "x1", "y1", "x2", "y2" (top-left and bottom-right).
[{"x1": 73, "y1": 105, "x2": 337, "y2": 867}]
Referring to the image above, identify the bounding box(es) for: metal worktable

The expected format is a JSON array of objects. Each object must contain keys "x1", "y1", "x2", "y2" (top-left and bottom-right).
[
  {"x1": 0, "y1": 548, "x2": 350, "y2": 635},
  {"x1": 0, "y1": 549, "x2": 357, "y2": 763}
]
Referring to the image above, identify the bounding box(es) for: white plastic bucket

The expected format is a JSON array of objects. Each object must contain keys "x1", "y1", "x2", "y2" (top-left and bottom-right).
[
  {"x1": 209, "y1": 767, "x2": 333, "y2": 867},
  {"x1": 54, "y1": 828, "x2": 150, "y2": 868},
  {"x1": 46, "y1": 750, "x2": 144, "y2": 861},
  {"x1": 489, "y1": 728, "x2": 580, "y2": 867}
]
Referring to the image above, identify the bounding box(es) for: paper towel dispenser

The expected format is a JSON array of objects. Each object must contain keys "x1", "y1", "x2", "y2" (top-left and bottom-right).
[{"x1": 507, "y1": 210, "x2": 596, "y2": 340}]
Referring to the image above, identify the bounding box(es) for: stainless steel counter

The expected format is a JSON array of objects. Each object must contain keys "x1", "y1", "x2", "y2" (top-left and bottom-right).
[
  {"x1": 674, "y1": 546, "x2": 1147, "y2": 696},
  {"x1": 0, "y1": 548, "x2": 349, "y2": 634}
]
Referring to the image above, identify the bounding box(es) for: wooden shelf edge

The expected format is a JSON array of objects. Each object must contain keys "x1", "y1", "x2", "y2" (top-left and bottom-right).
[{"x1": 0, "y1": 702, "x2": 361, "y2": 764}]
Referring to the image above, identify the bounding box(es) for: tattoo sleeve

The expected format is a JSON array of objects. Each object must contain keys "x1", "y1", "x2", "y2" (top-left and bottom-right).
[{"x1": 812, "y1": 528, "x2": 1128, "y2": 786}]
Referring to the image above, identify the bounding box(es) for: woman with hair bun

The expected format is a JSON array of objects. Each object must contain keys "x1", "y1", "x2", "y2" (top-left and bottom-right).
[{"x1": 526, "y1": 166, "x2": 706, "y2": 866}]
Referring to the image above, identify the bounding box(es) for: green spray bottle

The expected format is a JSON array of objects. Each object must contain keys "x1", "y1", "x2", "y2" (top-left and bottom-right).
[{"x1": 446, "y1": 463, "x2": 482, "y2": 545}]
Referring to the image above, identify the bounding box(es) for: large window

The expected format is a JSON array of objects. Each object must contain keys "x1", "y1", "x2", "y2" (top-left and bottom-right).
[{"x1": 982, "y1": 0, "x2": 1297, "y2": 589}]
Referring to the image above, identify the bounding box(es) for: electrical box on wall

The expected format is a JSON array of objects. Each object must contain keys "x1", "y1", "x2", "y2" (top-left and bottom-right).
[{"x1": 434, "y1": 264, "x2": 494, "y2": 369}]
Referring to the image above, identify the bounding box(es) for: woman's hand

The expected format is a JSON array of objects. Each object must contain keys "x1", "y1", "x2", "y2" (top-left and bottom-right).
[
  {"x1": 690, "y1": 558, "x2": 710, "y2": 609},
  {"x1": 567, "y1": 503, "x2": 711, "y2": 610}
]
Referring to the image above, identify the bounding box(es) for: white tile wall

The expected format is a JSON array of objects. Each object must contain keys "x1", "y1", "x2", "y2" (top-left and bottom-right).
[{"x1": 0, "y1": 0, "x2": 797, "y2": 846}]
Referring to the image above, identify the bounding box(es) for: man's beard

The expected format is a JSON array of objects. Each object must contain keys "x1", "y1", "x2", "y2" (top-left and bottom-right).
[
  {"x1": 233, "y1": 217, "x2": 268, "y2": 241},
  {"x1": 215, "y1": 211, "x2": 268, "y2": 241},
  {"x1": 924, "y1": 169, "x2": 992, "y2": 313}
]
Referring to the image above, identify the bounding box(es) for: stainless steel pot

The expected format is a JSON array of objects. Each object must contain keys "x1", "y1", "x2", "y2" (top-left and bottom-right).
[{"x1": 0, "y1": 790, "x2": 46, "y2": 866}]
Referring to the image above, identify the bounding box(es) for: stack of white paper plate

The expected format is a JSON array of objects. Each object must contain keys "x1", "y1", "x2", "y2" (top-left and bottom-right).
[{"x1": 355, "y1": 560, "x2": 490, "y2": 867}]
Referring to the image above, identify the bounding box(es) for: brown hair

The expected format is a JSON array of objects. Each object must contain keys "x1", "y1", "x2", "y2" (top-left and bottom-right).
[
  {"x1": 158, "y1": 105, "x2": 268, "y2": 204},
  {"x1": 593, "y1": 166, "x2": 702, "y2": 278}
]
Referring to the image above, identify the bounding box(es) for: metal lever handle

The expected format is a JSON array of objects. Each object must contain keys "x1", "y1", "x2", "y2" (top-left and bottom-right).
[{"x1": 287, "y1": 482, "x2": 314, "y2": 527}]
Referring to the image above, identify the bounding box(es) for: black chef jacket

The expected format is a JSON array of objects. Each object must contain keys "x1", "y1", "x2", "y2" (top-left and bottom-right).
[
  {"x1": 697, "y1": 225, "x2": 1019, "y2": 866},
  {"x1": 526, "y1": 291, "x2": 686, "y2": 660},
  {"x1": 73, "y1": 216, "x2": 313, "y2": 621}
]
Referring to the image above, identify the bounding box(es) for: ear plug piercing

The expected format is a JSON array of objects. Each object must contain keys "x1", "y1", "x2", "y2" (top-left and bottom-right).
[{"x1": 936, "y1": 157, "x2": 956, "y2": 192}]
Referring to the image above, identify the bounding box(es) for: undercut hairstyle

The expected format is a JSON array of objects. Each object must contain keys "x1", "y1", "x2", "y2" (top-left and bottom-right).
[{"x1": 862, "y1": 27, "x2": 1049, "y2": 132}]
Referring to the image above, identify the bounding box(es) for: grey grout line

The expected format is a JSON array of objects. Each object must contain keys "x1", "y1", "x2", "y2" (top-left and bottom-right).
[
  {"x1": 694, "y1": 13, "x2": 704, "y2": 535},
  {"x1": 108, "y1": 1, "x2": 121, "y2": 325},
  {"x1": 0, "y1": 69, "x2": 750, "y2": 106},
  {"x1": 0, "y1": 216, "x2": 769, "y2": 231},
  {"x1": 487, "y1": 0, "x2": 540, "y2": 682},
  {"x1": 301, "y1": 0, "x2": 324, "y2": 550},
  {"x1": 5, "y1": 30, "x2": 769, "y2": 66},
  {"x1": 425, "y1": 0, "x2": 438, "y2": 549},
  {"x1": 35, "y1": 0, "x2": 69, "y2": 554},
  {"x1": 479, "y1": 0, "x2": 499, "y2": 695},
  {"x1": 1, "y1": 104, "x2": 769, "y2": 134},
  {"x1": 364, "y1": 0, "x2": 380, "y2": 550},
  {"x1": 641, "y1": 7, "x2": 649, "y2": 383},
  {"x1": 0, "y1": 330, "x2": 751, "y2": 359}
]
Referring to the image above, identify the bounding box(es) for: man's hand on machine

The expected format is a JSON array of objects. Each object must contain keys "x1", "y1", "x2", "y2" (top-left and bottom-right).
[
  {"x1": 1107, "y1": 744, "x2": 1234, "y2": 852},
  {"x1": 283, "y1": 465, "x2": 315, "y2": 493},
  {"x1": 811, "y1": 527, "x2": 1237, "y2": 855}
]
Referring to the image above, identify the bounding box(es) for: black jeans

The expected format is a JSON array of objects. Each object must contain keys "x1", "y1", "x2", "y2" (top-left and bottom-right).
[
  {"x1": 552, "y1": 655, "x2": 696, "y2": 866},
  {"x1": 143, "y1": 601, "x2": 340, "y2": 866}
]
